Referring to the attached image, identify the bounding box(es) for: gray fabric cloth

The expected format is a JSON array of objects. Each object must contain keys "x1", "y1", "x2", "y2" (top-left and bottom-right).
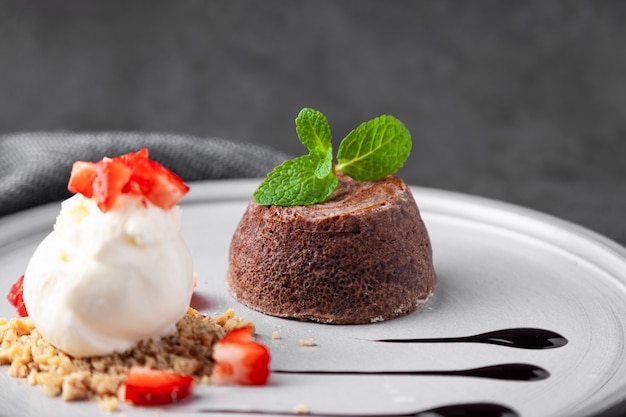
[{"x1": 0, "y1": 132, "x2": 289, "y2": 217}]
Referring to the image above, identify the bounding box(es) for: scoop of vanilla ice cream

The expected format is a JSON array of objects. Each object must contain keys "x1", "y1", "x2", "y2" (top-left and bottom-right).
[{"x1": 22, "y1": 193, "x2": 194, "y2": 358}]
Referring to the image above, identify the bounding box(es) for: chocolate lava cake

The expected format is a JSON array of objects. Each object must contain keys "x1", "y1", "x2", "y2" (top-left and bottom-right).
[{"x1": 226, "y1": 173, "x2": 437, "y2": 324}]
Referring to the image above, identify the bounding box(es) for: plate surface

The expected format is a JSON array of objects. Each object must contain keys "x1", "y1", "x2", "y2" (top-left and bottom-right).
[{"x1": 1, "y1": 179, "x2": 626, "y2": 417}]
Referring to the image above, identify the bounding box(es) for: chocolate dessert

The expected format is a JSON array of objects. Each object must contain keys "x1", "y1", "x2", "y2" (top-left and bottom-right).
[{"x1": 226, "y1": 173, "x2": 436, "y2": 324}]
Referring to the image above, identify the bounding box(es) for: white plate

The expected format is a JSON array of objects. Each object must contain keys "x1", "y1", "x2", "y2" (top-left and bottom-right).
[{"x1": 1, "y1": 179, "x2": 626, "y2": 417}]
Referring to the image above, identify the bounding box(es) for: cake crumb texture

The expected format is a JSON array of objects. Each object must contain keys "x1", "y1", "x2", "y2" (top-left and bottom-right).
[{"x1": 0, "y1": 308, "x2": 252, "y2": 409}]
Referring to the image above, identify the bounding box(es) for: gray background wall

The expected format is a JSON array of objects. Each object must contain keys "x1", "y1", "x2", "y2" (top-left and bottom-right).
[{"x1": 1, "y1": 0, "x2": 625, "y2": 245}]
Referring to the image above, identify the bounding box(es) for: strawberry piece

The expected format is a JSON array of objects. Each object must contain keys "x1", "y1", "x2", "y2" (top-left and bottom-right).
[
  {"x1": 212, "y1": 327, "x2": 271, "y2": 386},
  {"x1": 7, "y1": 275, "x2": 28, "y2": 317},
  {"x1": 129, "y1": 157, "x2": 189, "y2": 210},
  {"x1": 115, "y1": 148, "x2": 150, "y2": 167},
  {"x1": 67, "y1": 161, "x2": 96, "y2": 198},
  {"x1": 91, "y1": 158, "x2": 133, "y2": 212},
  {"x1": 66, "y1": 148, "x2": 189, "y2": 212},
  {"x1": 124, "y1": 366, "x2": 194, "y2": 406}
]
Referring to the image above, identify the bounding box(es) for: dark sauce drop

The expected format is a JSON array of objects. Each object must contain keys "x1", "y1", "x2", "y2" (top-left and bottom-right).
[
  {"x1": 426, "y1": 402, "x2": 519, "y2": 417},
  {"x1": 371, "y1": 328, "x2": 568, "y2": 350},
  {"x1": 195, "y1": 402, "x2": 518, "y2": 417},
  {"x1": 273, "y1": 362, "x2": 549, "y2": 381}
]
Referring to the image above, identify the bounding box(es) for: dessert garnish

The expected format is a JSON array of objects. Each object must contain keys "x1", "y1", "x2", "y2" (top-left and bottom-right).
[
  {"x1": 193, "y1": 402, "x2": 519, "y2": 417},
  {"x1": 124, "y1": 366, "x2": 195, "y2": 406},
  {"x1": 211, "y1": 326, "x2": 271, "y2": 385},
  {"x1": 273, "y1": 362, "x2": 550, "y2": 381},
  {"x1": 253, "y1": 108, "x2": 411, "y2": 206},
  {"x1": 67, "y1": 147, "x2": 190, "y2": 212},
  {"x1": 6, "y1": 274, "x2": 27, "y2": 317},
  {"x1": 369, "y1": 327, "x2": 568, "y2": 350}
]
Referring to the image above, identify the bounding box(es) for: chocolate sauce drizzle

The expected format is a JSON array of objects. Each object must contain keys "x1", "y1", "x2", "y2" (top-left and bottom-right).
[
  {"x1": 273, "y1": 362, "x2": 549, "y2": 381},
  {"x1": 191, "y1": 328, "x2": 562, "y2": 416},
  {"x1": 369, "y1": 328, "x2": 568, "y2": 350},
  {"x1": 193, "y1": 402, "x2": 518, "y2": 417}
]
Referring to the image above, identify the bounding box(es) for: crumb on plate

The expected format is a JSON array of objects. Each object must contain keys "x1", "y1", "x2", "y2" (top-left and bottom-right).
[{"x1": 299, "y1": 338, "x2": 317, "y2": 347}]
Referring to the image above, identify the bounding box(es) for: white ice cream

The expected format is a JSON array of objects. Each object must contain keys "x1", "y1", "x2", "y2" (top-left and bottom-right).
[{"x1": 22, "y1": 193, "x2": 194, "y2": 358}]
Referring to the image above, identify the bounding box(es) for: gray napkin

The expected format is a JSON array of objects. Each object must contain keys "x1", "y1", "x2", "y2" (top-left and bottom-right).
[{"x1": 0, "y1": 132, "x2": 290, "y2": 217}]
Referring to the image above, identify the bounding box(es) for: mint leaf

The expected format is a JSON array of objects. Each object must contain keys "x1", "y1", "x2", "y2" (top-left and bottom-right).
[
  {"x1": 295, "y1": 108, "x2": 332, "y2": 158},
  {"x1": 336, "y1": 115, "x2": 411, "y2": 181},
  {"x1": 254, "y1": 154, "x2": 338, "y2": 206},
  {"x1": 314, "y1": 146, "x2": 333, "y2": 179}
]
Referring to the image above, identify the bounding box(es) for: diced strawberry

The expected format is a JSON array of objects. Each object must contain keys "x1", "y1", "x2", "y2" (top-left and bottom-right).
[
  {"x1": 220, "y1": 326, "x2": 260, "y2": 344},
  {"x1": 124, "y1": 366, "x2": 194, "y2": 406},
  {"x1": 7, "y1": 275, "x2": 28, "y2": 317},
  {"x1": 67, "y1": 161, "x2": 97, "y2": 198},
  {"x1": 129, "y1": 157, "x2": 189, "y2": 210},
  {"x1": 66, "y1": 148, "x2": 189, "y2": 212},
  {"x1": 212, "y1": 327, "x2": 271, "y2": 386},
  {"x1": 91, "y1": 158, "x2": 133, "y2": 212},
  {"x1": 114, "y1": 148, "x2": 149, "y2": 167}
]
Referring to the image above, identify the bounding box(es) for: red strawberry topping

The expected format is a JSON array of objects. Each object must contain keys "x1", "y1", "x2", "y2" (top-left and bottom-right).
[
  {"x1": 7, "y1": 275, "x2": 28, "y2": 317},
  {"x1": 67, "y1": 160, "x2": 96, "y2": 198},
  {"x1": 212, "y1": 326, "x2": 271, "y2": 386},
  {"x1": 68, "y1": 148, "x2": 189, "y2": 212},
  {"x1": 124, "y1": 366, "x2": 194, "y2": 406}
]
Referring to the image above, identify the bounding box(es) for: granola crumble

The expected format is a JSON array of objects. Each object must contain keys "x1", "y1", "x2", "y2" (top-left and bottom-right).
[{"x1": 0, "y1": 308, "x2": 253, "y2": 411}]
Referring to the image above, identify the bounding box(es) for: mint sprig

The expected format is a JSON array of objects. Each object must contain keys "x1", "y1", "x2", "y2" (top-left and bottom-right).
[
  {"x1": 296, "y1": 108, "x2": 332, "y2": 159},
  {"x1": 253, "y1": 108, "x2": 411, "y2": 206},
  {"x1": 253, "y1": 154, "x2": 338, "y2": 206},
  {"x1": 336, "y1": 115, "x2": 411, "y2": 181}
]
